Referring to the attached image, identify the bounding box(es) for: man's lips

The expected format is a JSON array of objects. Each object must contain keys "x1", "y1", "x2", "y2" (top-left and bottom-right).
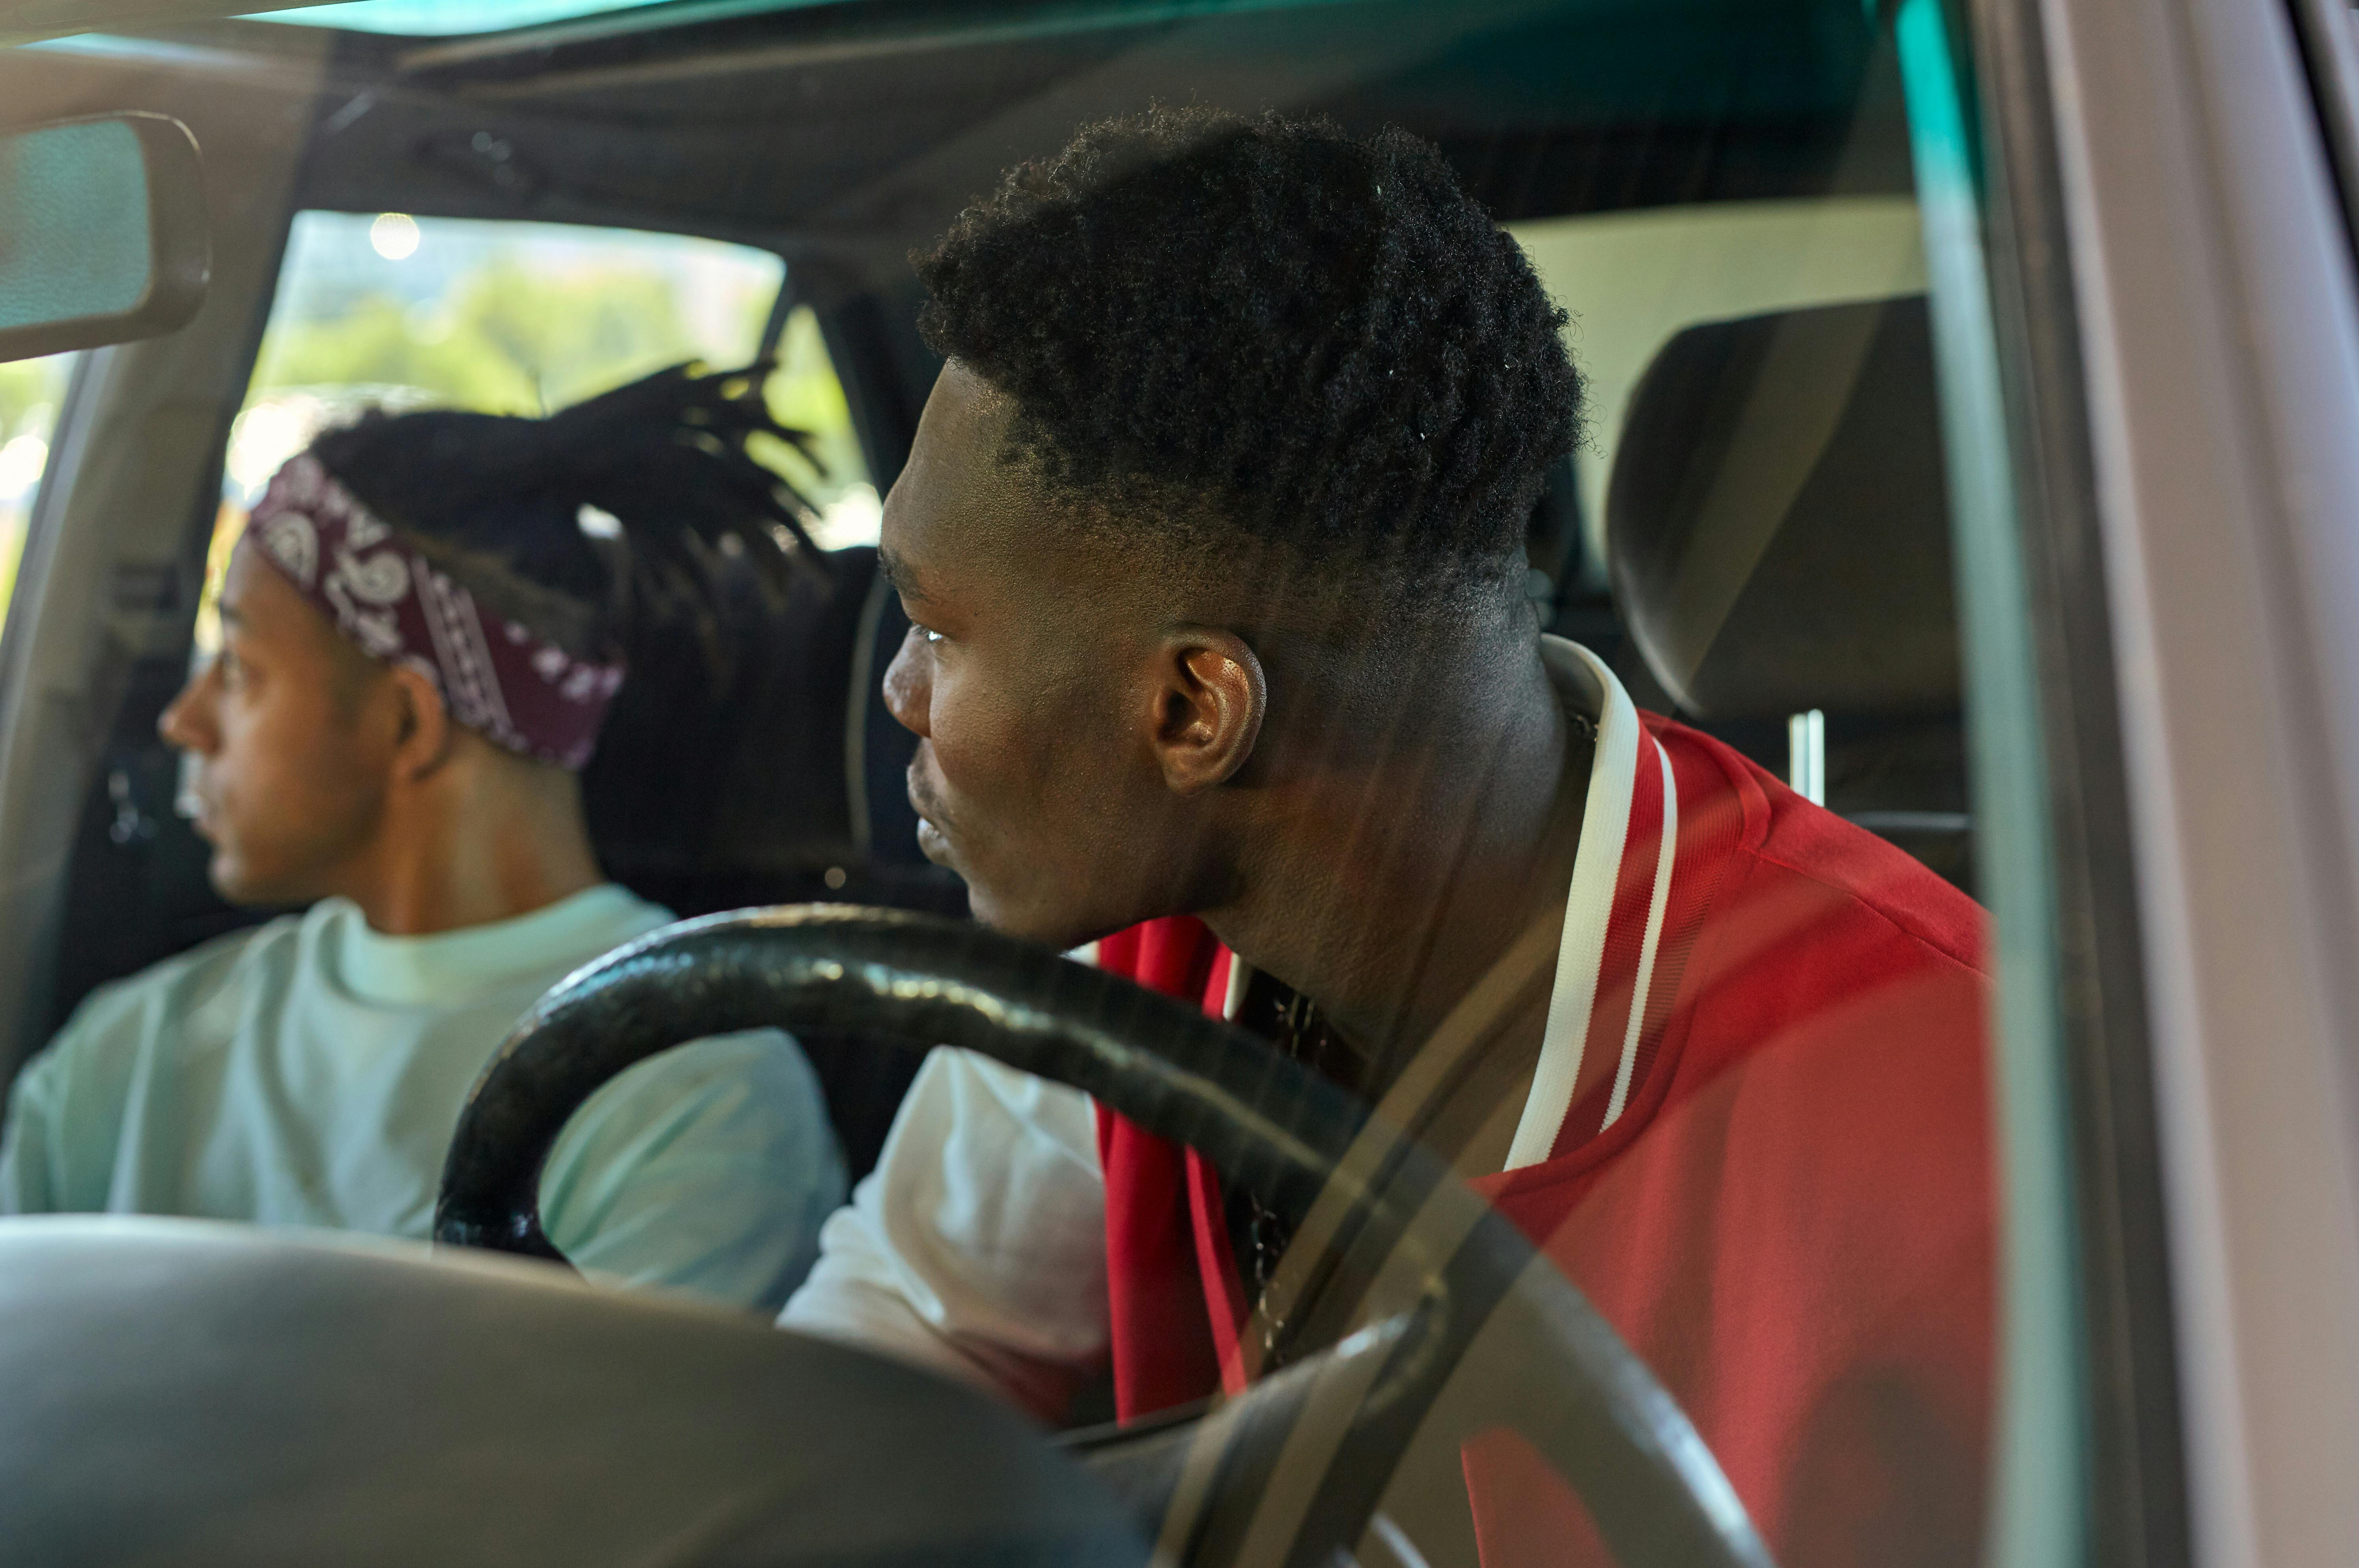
[
  {"x1": 914, "y1": 816, "x2": 951, "y2": 864},
  {"x1": 906, "y1": 760, "x2": 952, "y2": 863},
  {"x1": 180, "y1": 765, "x2": 226, "y2": 844}
]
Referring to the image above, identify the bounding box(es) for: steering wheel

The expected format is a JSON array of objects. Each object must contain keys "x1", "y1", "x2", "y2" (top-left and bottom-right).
[{"x1": 435, "y1": 906, "x2": 1773, "y2": 1568}]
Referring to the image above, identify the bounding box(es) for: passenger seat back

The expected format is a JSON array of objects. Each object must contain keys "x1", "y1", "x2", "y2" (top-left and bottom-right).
[{"x1": 1606, "y1": 295, "x2": 1974, "y2": 891}]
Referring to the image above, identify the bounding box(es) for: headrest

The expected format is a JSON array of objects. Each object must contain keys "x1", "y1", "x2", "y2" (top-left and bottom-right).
[{"x1": 1605, "y1": 295, "x2": 1957, "y2": 720}]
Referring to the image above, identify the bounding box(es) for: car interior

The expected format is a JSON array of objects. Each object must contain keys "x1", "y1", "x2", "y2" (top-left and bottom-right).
[
  {"x1": 0, "y1": 0, "x2": 2001, "y2": 1563},
  {"x1": 1, "y1": 0, "x2": 1961, "y2": 1179}
]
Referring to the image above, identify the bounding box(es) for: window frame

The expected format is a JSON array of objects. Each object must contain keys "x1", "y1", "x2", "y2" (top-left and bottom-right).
[{"x1": 1959, "y1": 0, "x2": 2359, "y2": 1563}]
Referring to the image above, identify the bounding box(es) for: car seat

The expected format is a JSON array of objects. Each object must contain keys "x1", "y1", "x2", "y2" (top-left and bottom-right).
[
  {"x1": 1604, "y1": 295, "x2": 1974, "y2": 893},
  {"x1": 583, "y1": 542, "x2": 967, "y2": 1178}
]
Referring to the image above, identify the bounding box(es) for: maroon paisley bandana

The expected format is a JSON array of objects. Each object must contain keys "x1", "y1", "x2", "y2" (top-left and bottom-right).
[{"x1": 237, "y1": 453, "x2": 626, "y2": 770}]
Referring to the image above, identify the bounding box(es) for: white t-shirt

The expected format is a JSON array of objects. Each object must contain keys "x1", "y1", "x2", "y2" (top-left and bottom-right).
[{"x1": 780, "y1": 1048, "x2": 1108, "y2": 1415}]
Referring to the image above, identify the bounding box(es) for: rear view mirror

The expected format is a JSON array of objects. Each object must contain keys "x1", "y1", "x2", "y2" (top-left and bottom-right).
[{"x1": 0, "y1": 112, "x2": 209, "y2": 364}]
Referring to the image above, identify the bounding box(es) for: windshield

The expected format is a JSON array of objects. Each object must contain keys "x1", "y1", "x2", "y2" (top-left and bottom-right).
[
  {"x1": 0, "y1": 352, "x2": 78, "y2": 635},
  {"x1": 0, "y1": 4, "x2": 2025, "y2": 1566}
]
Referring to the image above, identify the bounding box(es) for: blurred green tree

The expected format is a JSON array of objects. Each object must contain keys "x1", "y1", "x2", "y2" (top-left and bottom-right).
[
  {"x1": 252, "y1": 260, "x2": 695, "y2": 415},
  {"x1": 753, "y1": 303, "x2": 865, "y2": 503},
  {"x1": 247, "y1": 261, "x2": 866, "y2": 507},
  {"x1": 0, "y1": 355, "x2": 72, "y2": 439}
]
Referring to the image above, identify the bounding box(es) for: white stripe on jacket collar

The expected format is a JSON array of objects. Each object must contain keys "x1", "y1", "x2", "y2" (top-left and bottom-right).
[
  {"x1": 1207, "y1": 638, "x2": 1676, "y2": 1172},
  {"x1": 1502, "y1": 638, "x2": 1677, "y2": 1170},
  {"x1": 1602, "y1": 741, "x2": 1679, "y2": 1134}
]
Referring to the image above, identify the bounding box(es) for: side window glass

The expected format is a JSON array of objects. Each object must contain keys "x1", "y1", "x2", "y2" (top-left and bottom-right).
[
  {"x1": 767, "y1": 301, "x2": 880, "y2": 549},
  {"x1": 203, "y1": 212, "x2": 872, "y2": 648},
  {"x1": 0, "y1": 351, "x2": 78, "y2": 633}
]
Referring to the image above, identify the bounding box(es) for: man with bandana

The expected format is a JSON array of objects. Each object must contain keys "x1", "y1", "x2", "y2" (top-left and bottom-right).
[{"x1": 0, "y1": 366, "x2": 847, "y2": 1316}]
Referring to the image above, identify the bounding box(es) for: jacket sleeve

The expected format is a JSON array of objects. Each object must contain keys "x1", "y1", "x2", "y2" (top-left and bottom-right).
[
  {"x1": 538, "y1": 1027, "x2": 848, "y2": 1317},
  {"x1": 777, "y1": 1047, "x2": 1110, "y2": 1422}
]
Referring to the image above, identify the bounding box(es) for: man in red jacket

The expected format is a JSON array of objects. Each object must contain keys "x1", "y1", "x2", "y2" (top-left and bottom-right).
[{"x1": 779, "y1": 105, "x2": 1991, "y2": 1568}]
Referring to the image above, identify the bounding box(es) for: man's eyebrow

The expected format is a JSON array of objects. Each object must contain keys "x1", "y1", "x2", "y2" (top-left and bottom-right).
[
  {"x1": 876, "y1": 544, "x2": 931, "y2": 603},
  {"x1": 217, "y1": 601, "x2": 247, "y2": 629}
]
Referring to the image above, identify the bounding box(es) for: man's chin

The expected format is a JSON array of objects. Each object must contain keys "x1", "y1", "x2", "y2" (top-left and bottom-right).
[
  {"x1": 910, "y1": 825, "x2": 1129, "y2": 952},
  {"x1": 963, "y1": 884, "x2": 1117, "y2": 958},
  {"x1": 207, "y1": 853, "x2": 298, "y2": 911},
  {"x1": 956, "y1": 876, "x2": 1036, "y2": 942},
  {"x1": 207, "y1": 861, "x2": 260, "y2": 907}
]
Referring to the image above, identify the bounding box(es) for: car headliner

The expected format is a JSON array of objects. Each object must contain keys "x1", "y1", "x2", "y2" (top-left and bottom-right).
[{"x1": 17, "y1": 0, "x2": 1908, "y2": 270}]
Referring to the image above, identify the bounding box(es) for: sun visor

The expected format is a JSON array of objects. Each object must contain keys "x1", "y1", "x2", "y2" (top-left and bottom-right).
[{"x1": 1605, "y1": 295, "x2": 1958, "y2": 721}]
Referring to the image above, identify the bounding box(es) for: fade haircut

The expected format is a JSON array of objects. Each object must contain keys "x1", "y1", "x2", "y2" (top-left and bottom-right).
[{"x1": 913, "y1": 106, "x2": 1582, "y2": 608}]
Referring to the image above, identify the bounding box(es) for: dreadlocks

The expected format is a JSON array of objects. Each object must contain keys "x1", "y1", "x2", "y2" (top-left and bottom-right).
[{"x1": 303, "y1": 361, "x2": 825, "y2": 669}]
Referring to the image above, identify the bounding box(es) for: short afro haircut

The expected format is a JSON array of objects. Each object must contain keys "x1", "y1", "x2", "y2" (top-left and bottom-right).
[{"x1": 914, "y1": 106, "x2": 1582, "y2": 604}]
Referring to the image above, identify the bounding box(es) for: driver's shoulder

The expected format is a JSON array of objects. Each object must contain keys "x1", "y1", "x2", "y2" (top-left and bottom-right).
[
  {"x1": 1619, "y1": 714, "x2": 1991, "y2": 1176},
  {"x1": 1647, "y1": 712, "x2": 1985, "y2": 981}
]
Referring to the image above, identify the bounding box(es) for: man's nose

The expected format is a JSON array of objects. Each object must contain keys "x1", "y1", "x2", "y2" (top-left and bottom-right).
[
  {"x1": 881, "y1": 626, "x2": 930, "y2": 738},
  {"x1": 157, "y1": 666, "x2": 216, "y2": 754}
]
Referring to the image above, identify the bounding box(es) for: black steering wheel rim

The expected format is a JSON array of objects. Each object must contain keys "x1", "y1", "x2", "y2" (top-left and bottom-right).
[{"x1": 434, "y1": 905, "x2": 1772, "y2": 1568}]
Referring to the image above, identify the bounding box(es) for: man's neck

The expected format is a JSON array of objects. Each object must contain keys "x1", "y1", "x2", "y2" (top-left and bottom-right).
[
  {"x1": 1204, "y1": 641, "x2": 1589, "y2": 1075},
  {"x1": 338, "y1": 765, "x2": 603, "y2": 937}
]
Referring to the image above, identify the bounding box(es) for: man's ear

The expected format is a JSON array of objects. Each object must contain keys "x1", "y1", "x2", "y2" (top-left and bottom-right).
[
  {"x1": 384, "y1": 662, "x2": 458, "y2": 784},
  {"x1": 1149, "y1": 627, "x2": 1266, "y2": 795}
]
